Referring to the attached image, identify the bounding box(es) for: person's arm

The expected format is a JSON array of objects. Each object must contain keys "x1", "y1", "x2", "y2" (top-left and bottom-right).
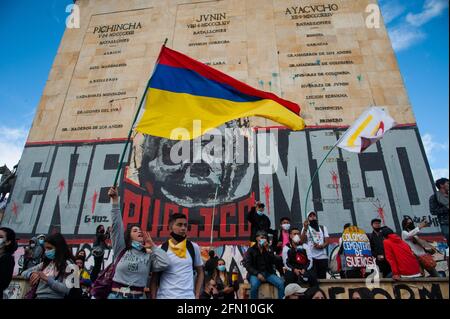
[
  {"x1": 108, "y1": 187, "x2": 126, "y2": 258},
  {"x1": 301, "y1": 220, "x2": 309, "y2": 243},
  {"x1": 194, "y1": 266, "x2": 204, "y2": 299},
  {"x1": 45, "y1": 276, "x2": 71, "y2": 296},
  {"x1": 149, "y1": 272, "x2": 160, "y2": 299},
  {"x1": 402, "y1": 228, "x2": 421, "y2": 240},
  {"x1": 0, "y1": 256, "x2": 14, "y2": 291},
  {"x1": 282, "y1": 246, "x2": 291, "y2": 270},
  {"x1": 21, "y1": 263, "x2": 42, "y2": 279},
  {"x1": 243, "y1": 249, "x2": 259, "y2": 277},
  {"x1": 149, "y1": 247, "x2": 170, "y2": 272},
  {"x1": 322, "y1": 226, "x2": 330, "y2": 249},
  {"x1": 247, "y1": 206, "x2": 256, "y2": 224}
]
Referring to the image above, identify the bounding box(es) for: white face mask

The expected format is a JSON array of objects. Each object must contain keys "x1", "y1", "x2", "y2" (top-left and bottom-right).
[
  {"x1": 281, "y1": 224, "x2": 291, "y2": 231},
  {"x1": 292, "y1": 235, "x2": 301, "y2": 244}
]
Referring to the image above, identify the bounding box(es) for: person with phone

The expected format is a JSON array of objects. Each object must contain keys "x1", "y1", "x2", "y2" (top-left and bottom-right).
[{"x1": 401, "y1": 216, "x2": 440, "y2": 277}]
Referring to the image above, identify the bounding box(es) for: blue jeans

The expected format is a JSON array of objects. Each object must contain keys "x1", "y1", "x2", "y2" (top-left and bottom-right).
[
  {"x1": 249, "y1": 273, "x2": 285, "y2": 299},
  {"x1": 107, "y1": 292, "x2": 145, "y2": 299}
]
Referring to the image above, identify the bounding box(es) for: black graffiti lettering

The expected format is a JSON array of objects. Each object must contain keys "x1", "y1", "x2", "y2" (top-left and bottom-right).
[
  {"x1": 394, "y1": 284, "x2": 415, "y2": 299},
  {"x1": 419, "y1": 284, "x2": 443, "y2": 299},
  {"x1": 371, "y1": 288, "x2": 393, "y2": 299},
  {"x1": 328, "y1": 287, "x2": 345, "y2": 299}
]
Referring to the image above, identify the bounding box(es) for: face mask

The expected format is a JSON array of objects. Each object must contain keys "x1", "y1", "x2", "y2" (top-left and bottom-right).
[
  {"x1": 293, "y1": 235, "x2": 301, "y2": 244},
  {"x1": 0, "y1": 238, "x2": 5, "y2": 247},
  {"x1": 38, "y1": 239, "x2": 44, "y2": 246},
  {"x1": 131, "y1": 241, "x2": 143, "y2": 251},
  {"x1": 45, "y1": 249, "x2": 56, "y2": 260},
  {"x1": 309, "y1": 220, "x2": 319, "y2": 231},
  {"x1": 30, "y1": 243, "x2": 36, "y2": 248},
  {"x1": 170, "y1": 232, "x2": 187, "y2": 243},
  {"x1": 258, "y1": 238, "x2": 267, "y2": 246},
  {"x1": 217, "y1": 265, "x2": 226, "y2": 272},
  {"x1": 257, "y1": 211, "x2": 264, "y2": 216},
  {"x1": 282, "y1": 224, "x2": 291, "y2": 231}
]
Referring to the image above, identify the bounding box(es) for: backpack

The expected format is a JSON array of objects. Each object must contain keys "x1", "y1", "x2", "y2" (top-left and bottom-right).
[
  {"x1": 161, "y1": 240, "x2": 196, "y2": 271},
  {"x1": 90, "y1": 249, "x2": 127, "y2": 299}
]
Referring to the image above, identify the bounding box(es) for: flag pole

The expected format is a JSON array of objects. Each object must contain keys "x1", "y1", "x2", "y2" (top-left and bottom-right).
[
  {"x1": 113, "y1": 38, "x2": 168, "y2": 187},
  {"x1": 303, "y1": 143, "x2": 337, "y2": 220},
  {"x1": 209, "y1": 185, "x2": 220, "y2": 248}
]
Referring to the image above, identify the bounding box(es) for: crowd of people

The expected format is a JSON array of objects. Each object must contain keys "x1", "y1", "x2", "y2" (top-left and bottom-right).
[{"x1": 0, "y1": 178, "x2": 448, "y2": 300}]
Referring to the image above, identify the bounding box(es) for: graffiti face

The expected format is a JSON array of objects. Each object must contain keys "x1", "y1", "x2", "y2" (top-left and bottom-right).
[{"x1": 138, "y1": 123, "x2": 254, "y2": 207}]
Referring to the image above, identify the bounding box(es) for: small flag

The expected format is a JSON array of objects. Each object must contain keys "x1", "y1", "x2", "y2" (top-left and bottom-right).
[
  {"x1": 336, "y1": 107, "x2": 396, "y2": 153},
  {"x1": 135, "y1": 46, "x2": 305, "y2": 140}
]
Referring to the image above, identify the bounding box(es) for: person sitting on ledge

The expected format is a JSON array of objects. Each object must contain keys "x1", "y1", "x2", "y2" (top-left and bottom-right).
[
  {"x1": 243, "y1": 230, "x2": 285, "y2": 299},
  {"x1": 381, "y1": 227, "x2": 422, "y2": 281}
]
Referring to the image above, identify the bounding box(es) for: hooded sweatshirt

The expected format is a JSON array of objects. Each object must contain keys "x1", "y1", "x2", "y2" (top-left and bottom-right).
[{"x1": 383, "y1": 234, "x2": 421, "y2": 277}]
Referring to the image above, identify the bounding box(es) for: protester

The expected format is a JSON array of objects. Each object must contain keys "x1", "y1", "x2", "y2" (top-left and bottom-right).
[
  {"x1": 22, "y1": 237, "x2": 43, "y2": 272},
  {"x1": 283, "y1": 227, "x2": 317, "y2": 287},
  {"x1": 367, "y1": 218, "x2": 391, "y2": 277},
  {"x1": 284, "y1": 283, "x2": 307, "y2": 299},
  {"x1": 75, "y1": 255, "x2": 92, "y2": 298},
  {"x1": 247, "y1": 201, "x2": 273, "y2": 243},
  {"x1": 204, "y1": 250, "x2": 219, "y2": 278},
  {"x1": 243, "y1": 230, "x2": 285, "y2": 299},
  {"x1": 209, "y1": 259, "x2": 238, "y2": 300},
  {"x1": 150, "y1": 213, "x2": 204, "y2": 299},
  {"x1": 273, "y1": 217, "x2": 291, "y2": 255},
  {"x1": 37, "y1": 234, "x2": 46, "y2": 247},
  {"x1": 0, "y1": 227, "x2": 18, "y2": 299},
  {"x1": 350, "y1": 288, "x2": 374, "y2": 299},
  {"x1": 338, "y1": 223, "x2": 364, "y2": 278},
  {"x1": 304, "y1": 286, "x2": 327, "y2": 299},
  {"x1": 199, "y1": 278, "x2": 221, "y2": 299},
  {"x1": 429, "y1": 178, "x2": 449, "y2": 243},
  {"x1": 91, "y1": 224, "x2": 110, "y2": 282},
  {"x1": 401, "y1": 216, "x2": 440, "y2": 277},
  {"x1": 22, "y1": 233, "x2": 77, "y2": 299},
  {"x1": 381, "y1": 227, "x2": 422, "y2": 280},
  {"x1": 76, "y1": 249, "x2": 86, "y2": 260},
  {"x1": 300, "y1": 211, "x2": 330, "y2": 279},
  {"x1": 107, "y1": 187, "x2": 170, "y2": 299}
]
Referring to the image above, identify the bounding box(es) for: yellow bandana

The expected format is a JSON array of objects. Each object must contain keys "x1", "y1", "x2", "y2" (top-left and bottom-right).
[{"x1": 168, "y1": 238, "x2": 187, "y2": 258}]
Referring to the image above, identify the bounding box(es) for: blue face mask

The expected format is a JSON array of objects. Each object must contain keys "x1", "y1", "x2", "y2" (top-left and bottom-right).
[
  {"x1": 258, "y1": 238, "x2": 267, "y2": 246},
  {"x1": 131, "y1": 241, "x2": 143, "y2": 251},
  {"x1": 38, "y1": 239, "x2": 44, "y2": 246},
  {"x1": 45, "y1": 249, "x2": 56, "y2": 260},
  {"x1": 217, "y1": 265, "x2": 226, "y2": 272}
]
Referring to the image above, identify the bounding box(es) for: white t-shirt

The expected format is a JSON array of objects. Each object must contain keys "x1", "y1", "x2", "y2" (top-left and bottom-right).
[
  {"x1": 301, "y1": 225, "x2": 329, "y2": 260},
  {"x1": 156, "y1": 242, "x2": 203, "y2": 299}
]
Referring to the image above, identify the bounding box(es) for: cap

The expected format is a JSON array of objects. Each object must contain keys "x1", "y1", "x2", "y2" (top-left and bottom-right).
[
  {"x1": 284, "y1": 284, "x2": 307, "y2": 298},
  {"x1": 370, "y1": 218, "x2": 382, "y2": 225},
  {"x1": 307, "y1": 211, "x2": 317, "y2": 218}
]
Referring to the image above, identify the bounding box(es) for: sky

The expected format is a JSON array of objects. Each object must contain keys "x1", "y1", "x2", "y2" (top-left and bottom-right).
[{"x1": 0, "y1": 0, "x2": 448, "y2": 179}]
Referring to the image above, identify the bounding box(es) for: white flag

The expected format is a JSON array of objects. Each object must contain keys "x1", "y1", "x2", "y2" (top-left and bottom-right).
[{"x1": 336, "y1": 107, "x2": 396, "y2": 153}]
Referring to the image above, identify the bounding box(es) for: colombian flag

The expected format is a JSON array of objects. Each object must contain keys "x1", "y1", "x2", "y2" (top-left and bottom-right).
[{"x1": 135, "y1": 46, "x2": 305, "y2": 140}]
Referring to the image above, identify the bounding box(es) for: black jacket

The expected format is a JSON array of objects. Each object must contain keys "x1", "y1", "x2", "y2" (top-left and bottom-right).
[
  {"x1": 286, "y1": 244, "x2": 310, "y2": 271},
  {"x1": 429, "y1": 193, "x2": 449, "y2": 225},
  {"x1": 243, "y1": 245, "x2": 277, "y2": 276},
  {"x1": 367, "y1": 231, "x2": 385, "y2": 257},
  {"x1": 247, "y1": 206, "x2": 272, "y2": 242},
  {"x1": 0, "y1": 253, "x2": 15, "y2": 298}
]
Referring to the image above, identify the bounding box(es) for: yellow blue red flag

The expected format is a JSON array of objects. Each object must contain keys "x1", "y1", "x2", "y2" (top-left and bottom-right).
[{"x1": 135, "y1": 46, "x2": 305, "y2": 140}]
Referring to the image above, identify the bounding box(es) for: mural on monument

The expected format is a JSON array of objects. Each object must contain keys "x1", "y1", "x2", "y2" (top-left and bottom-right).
[{"x1": 2, "y1": 127, "x2": 440, "y2": 243}]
